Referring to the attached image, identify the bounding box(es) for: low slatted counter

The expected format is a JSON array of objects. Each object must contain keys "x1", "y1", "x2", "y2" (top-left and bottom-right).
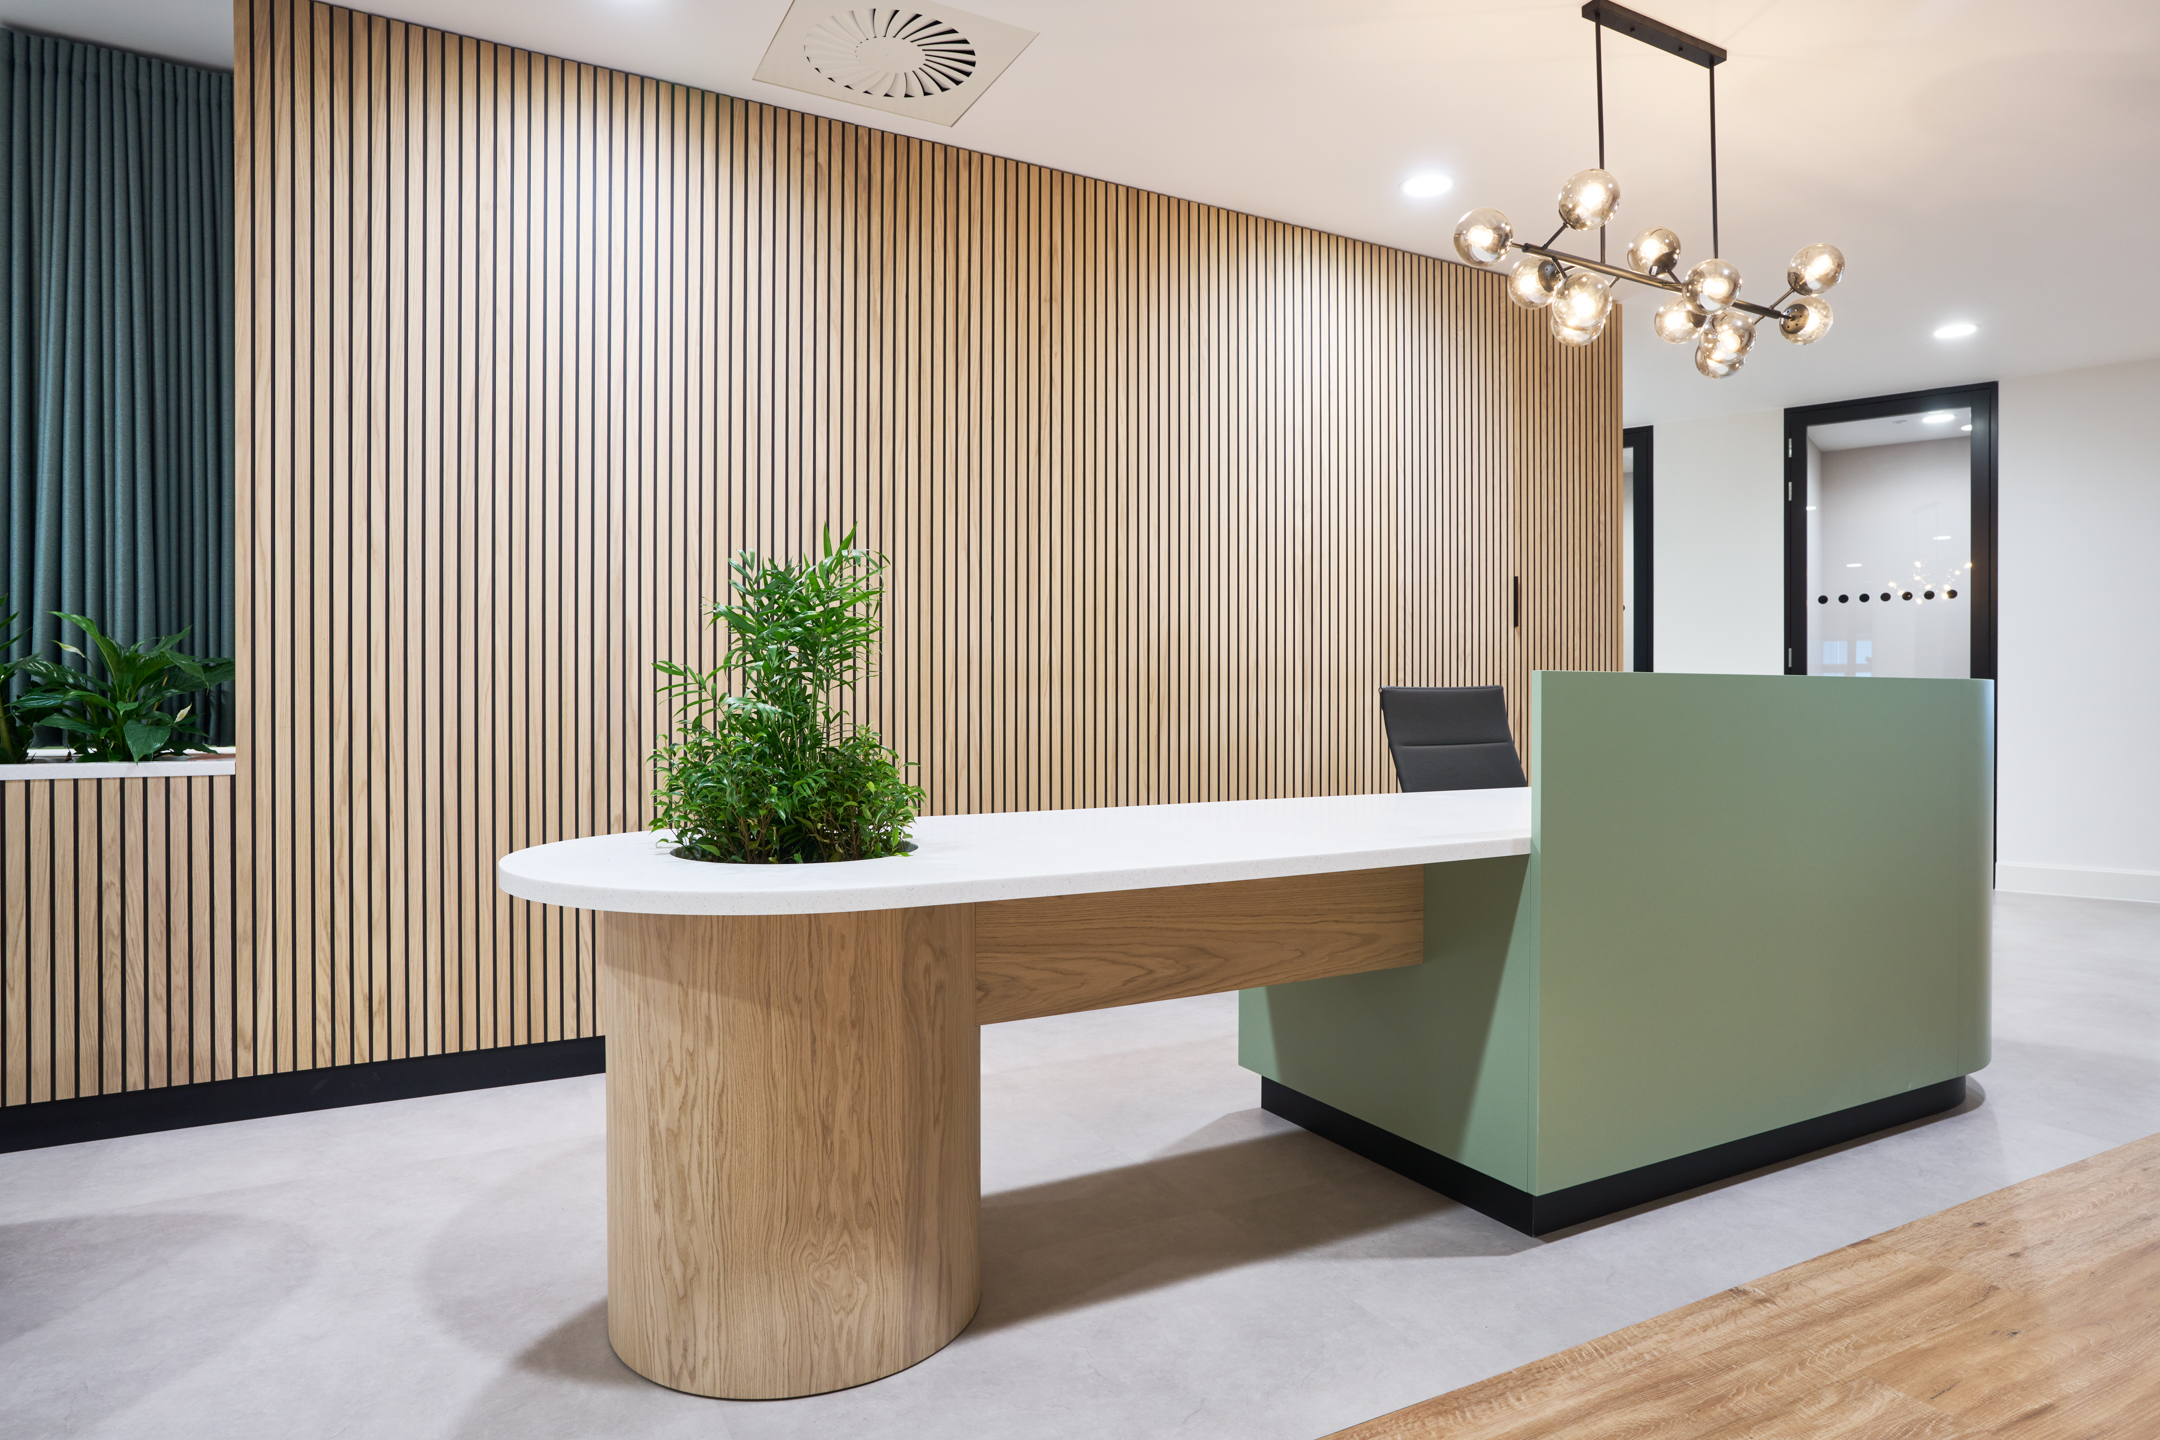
[{"x1": 498, "y1": 789, "x2": 1532, "y2": 1400}]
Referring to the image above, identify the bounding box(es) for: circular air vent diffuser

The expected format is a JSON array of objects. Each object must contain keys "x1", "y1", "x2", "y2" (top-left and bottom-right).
[{"x1": 804, "y1": 11, "x2": 979, "y2": 99}]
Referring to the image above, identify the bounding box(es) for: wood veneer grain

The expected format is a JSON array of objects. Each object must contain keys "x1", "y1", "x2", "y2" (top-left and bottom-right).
[
  {"x1": 0, "y1": 775, "x2": 240, "y2": 1104},
  {"x1": 600, "y1": 906, "x2": 979, "y2": 1399},
  {"x1": 1323, "y1": 1129, "x2": 2160, "y2": 1440},
  {"x1": 974, "y1": 867, "x2": 1426, "y2": 1025},
  {"x1": 3, "y1": 0, "x2": 1619, "y2": 1112}
]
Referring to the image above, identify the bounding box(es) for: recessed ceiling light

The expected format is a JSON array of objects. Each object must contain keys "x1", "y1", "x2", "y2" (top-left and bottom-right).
[
  {"x1": 1846, "y1": 562, "x2": 1863, "y2": 567},
  {"x1": 1933, "y1": 534, "x2": 1952, "y2": 539},
  {"x1": 1960, "y1": 424, "x2": 1972, "y2": 432},
  {"x1": 1933, "y1": 322, "x2": 1978, "y2": 339},
  {"x1": 1401, "y1": 172, "x2": 1454, "y2": 199},
  {"x1": 1921, "y1": 412, "x2": 1953, "y2": 424}
]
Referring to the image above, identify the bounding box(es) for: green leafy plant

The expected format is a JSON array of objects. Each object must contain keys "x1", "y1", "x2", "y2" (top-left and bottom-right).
[
  {"x1": 651, "y1": 529, "x2": 923, "y2": 864},
  {"x1": 11, "y1": 612, "x2": 236, "y2": 763},
  {"x1": 0, "y1": 597, "x2": 29, "y2": 764}
]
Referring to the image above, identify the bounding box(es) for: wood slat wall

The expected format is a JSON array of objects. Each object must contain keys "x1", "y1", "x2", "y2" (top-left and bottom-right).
[
  {"x1": 1, "y1": 777, "x2": 238, "y2": 1105},
  {"x1": 0, "y1": 0, "x2": 1618, "y2": 1108}
]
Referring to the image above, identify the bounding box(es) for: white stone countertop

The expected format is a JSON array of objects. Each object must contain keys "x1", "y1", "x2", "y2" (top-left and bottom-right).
[
  {"x1": 496, "y1": 788, "x2": 1532, "y2": 915},
  {"x1": 0, "y1": 751, "x2": 237, "y2": 781}
]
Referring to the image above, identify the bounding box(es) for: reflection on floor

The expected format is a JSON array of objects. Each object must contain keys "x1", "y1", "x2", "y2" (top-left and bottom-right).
[
  {"x1": 1329, "y1": 1128, "x2": 2160, "y2": 1438},
  {"x1": 1, "y1": 893, "x2": 2155, "y2": 1440}
]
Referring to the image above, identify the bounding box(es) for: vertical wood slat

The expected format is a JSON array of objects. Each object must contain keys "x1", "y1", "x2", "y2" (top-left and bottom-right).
[
  {"x1": 0, "y1": 774, "x2": 239, "y2": 1104},
  {"x1": 1, "y1": 0, "x2": 1617, "y2": 1112}
]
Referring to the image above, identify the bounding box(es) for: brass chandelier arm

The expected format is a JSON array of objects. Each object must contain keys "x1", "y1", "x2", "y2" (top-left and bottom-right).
[{"x1": 1515, "y1": 241, "x2": 1790, "y2": 321}]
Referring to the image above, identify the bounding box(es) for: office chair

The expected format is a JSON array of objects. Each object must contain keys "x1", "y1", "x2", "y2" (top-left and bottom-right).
[{"x1": 1378, "y1": 685, "x2": 1528, "y2": 792}]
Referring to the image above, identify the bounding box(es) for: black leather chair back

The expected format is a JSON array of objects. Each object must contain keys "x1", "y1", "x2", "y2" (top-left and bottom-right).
[{"x1": 1379, "y1": 685, "x2": 1528, "y2": 792}]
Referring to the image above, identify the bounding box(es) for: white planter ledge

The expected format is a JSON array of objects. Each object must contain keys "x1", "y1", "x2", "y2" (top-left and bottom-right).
[{"x1": 0, "y1": 748, "x2": 237, "y2": 781}]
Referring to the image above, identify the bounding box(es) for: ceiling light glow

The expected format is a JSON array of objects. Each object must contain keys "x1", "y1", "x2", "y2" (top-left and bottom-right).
[
  {"x1": 1447, "y1": 8, "x2": 1844, "y2": 381},
  {"x1": 1961, "y1": 424, "x2": 1973, "y2": 432},
  {"x1": 1922, "y1": 412, "x2": 1954, "y2": 424},
  {"x1": 1402, "y1": 172, "x2": 1453, "y2": 199},
  {"x1": 1933, "y1": 322, "x2": 1978, "y2": 340}
]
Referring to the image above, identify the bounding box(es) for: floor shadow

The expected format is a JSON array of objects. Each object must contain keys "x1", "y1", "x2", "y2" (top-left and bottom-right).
[
  {"x1": 418, "y1": 1137, "x2": 625, "y2": 1376},
  {"x1": 446, "y1": 1300, "x2": 713, "y2": 1440},
  {"x1": 1536, "y1": 1078, "x2": 1993, "y2": 1241},
  {"x1": 972, "y1": 1115, "x2": 1534, "y2": 1333},
  {"x1": 511, "y1": 1298, "x2": 647, "y2": 1388},
  {"x1": 0, "y1": 1211, "x2": 247, "y2": 1347},
  {"x1": 0, "y1": 1211, "x2": 314, "y2": 1434}
]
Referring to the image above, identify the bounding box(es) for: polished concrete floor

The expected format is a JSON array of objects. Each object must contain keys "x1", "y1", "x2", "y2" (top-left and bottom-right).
[{"x1": 4, "y1": 892, "x2": 2156, "y2": 1440}]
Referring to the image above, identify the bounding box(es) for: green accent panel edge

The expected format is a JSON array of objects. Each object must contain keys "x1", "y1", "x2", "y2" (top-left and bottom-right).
[{"x1": 1239, "y1": 855, "x2": 1541, "y2": 1192}]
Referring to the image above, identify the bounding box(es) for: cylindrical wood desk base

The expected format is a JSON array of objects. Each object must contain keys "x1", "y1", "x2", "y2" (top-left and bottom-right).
[{"x1": 600, "y1": 907, "x2": 979, "y2": 1399}]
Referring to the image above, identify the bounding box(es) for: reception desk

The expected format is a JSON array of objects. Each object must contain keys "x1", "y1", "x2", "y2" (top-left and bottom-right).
[{"x1": 497, "y1": 672, "x2": 1992, "y2": 1400}]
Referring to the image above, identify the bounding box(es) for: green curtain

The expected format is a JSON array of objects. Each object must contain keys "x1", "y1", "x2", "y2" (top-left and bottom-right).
[{"x1": 1, "y1": 29, "x2": 233, "y2": 740}]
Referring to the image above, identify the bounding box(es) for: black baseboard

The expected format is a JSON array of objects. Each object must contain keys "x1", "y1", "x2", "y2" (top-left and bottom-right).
[
  {"x1": 0, "y1": 1037, "x2": 606, "y2": 1154},
  {"x1": 1261, "y1": 1073, "x2": 1969, "y2": 1236}
]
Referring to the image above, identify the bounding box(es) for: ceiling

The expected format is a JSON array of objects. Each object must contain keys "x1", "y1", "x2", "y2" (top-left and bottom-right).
[{"x1": 10, "y1": 0, "x2": 2158, "y2": 428}]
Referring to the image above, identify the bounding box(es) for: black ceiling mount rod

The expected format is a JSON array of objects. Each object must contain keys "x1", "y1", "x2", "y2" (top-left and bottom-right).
[
  {"x1": 1579, "y1": 1, "x2": 1726, "y2": 69},
  {"x1": 1582, "y1": 1, "x2": 1724, "y2": 256},
  {"x1": 1595, "y1": 20, "x2": 1606, "y2": 263}
]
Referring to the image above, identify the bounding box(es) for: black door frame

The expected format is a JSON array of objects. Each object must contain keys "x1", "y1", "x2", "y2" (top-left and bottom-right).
[
  {"x1": 1622, "y1": 425, "x2": 1654, "y2": 671},
  {"x1": 1781, "y1": 382, "x2": 1999, "y2": 679}
]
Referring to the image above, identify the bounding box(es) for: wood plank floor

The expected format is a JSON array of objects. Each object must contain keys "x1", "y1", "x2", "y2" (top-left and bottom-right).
[{"x1": 1327, "y1": 1129, "x2": 2160, "y2": 1440}]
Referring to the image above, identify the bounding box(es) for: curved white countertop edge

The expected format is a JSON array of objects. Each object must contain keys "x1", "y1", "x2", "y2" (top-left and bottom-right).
[{"x1": 495, "y1": 789, "x2": 1533, "y2": 916}]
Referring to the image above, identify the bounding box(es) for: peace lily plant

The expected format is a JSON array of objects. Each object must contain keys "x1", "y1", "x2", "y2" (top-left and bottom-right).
[{"x1": 0, "y1": 598, "x2": 234, "y2": 765}]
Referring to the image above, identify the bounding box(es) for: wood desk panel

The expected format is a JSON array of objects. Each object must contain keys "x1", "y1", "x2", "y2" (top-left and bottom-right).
[
  {"x1": 601, "y1": 907, "x2": 978, "y2": 1398},
  {"x1": 973, "y1": 866, "x2": 1425, "y2": 1025}
]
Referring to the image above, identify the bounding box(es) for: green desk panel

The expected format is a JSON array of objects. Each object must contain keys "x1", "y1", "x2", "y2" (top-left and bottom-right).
[{"x1": 1241, "y1": 672, "x2": 1993, "y2": 1197}]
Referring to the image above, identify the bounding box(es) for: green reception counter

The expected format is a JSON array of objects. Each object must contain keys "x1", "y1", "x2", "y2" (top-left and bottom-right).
[{"x1": 497, "y1": 672, "x2": 1991, "y2": 1398}]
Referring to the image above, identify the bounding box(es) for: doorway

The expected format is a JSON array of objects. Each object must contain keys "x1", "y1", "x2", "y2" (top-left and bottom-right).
[
  {"x1": 1622, "y1": 425, "x2": 1653, "y2": 672},
  {"x1": 1782, "y1": 384, "x2": 1998, "y2": 679}
]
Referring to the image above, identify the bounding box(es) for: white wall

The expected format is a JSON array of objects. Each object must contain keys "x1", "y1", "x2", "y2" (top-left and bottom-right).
[
  {"x1": 1650, "y1": 408, "x2": 1784, "y2": 675},
  {"x1": 1997, "y1": 359, "x2": 2160, "y2": 902},
  {"x1": 1644, "y1": 358, "x2": 2160, "y2": 901}
]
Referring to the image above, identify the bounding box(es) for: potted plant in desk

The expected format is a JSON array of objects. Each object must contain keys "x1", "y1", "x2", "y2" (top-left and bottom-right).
[
  {"x1": 651, "y1": 528, "x2": 924, "y2": 863},
  {"x1": 10, "y1": 611, "x2": 235, "y2": 763}
]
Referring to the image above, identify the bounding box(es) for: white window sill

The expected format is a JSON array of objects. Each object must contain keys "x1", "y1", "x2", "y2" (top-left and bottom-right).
[{"x1": 0, "y1": 748, "x2": 238, "y2": 781}]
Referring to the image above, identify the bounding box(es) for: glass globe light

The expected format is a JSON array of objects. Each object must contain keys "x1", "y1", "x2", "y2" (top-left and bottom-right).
[
  {"x1": 1780, "y1": 295, "x2": 1833, "y2": 345},
  {"x1": 1685, "y1": 258, "x2": 1741, "y2": 314},
  {"x1": 1507, "y1": 255, "x2": 1564, "y2": 310},
  {"x1": 1626, "y1": 227, "x2": 1681, "y2": 279},
  {"x1": 1550, "y1": 306, "x2": 1604, "y2": 347},
  {"x1": 1694, "y1": 338, "x2": 1743, "y2": 378},
  {"x1": 1556, "y1": 169, "x2": 1621, "y2": 231},
  {"x1": 1703, "y1": 311, "x2": 1757, "y2": 364},
  {"x1": 1551, "y1": 271, "x2": 1612, "y2": 332},
  {"x1": 1653, "y1": 293, "x2": 1708, "y2": 344},
  {"x1": 1787, "y1": 243, "x2": 1845, "y2": 295},
  {"x1": 1453, "y1": 208, "x2": 1514, "y2": 266}
]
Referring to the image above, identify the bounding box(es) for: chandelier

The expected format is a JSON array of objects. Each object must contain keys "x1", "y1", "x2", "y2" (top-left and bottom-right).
[{"x1": 1450, "y1": 1, "x2": 1844, "y2": 379}]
